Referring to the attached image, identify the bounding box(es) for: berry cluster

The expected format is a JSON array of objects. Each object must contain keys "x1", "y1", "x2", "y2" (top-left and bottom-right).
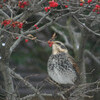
[
  {"x1": 1, "y1": 20, "x2": 23, "y2": 29},
  {"x1": 80, "y1": 3, "x2": 84, "y2": 6},
  {"x1": 44, "y1": 0, "x2": 69, "y2": 12},
  {"x1": 49, "y1": 1, "x2": 58, "y2": 7},
  {"x1": 44, "y1": 7, "x2": 51, "y2": 12},
  {"x1": 18, "y1": 1, "x2": 28, "y2": 8},
  {"x1": 93, "y1": 4, "x2": 100, "y2": 14},
  {"x1": 34, "y1": 24, "x2": 39, "y2": 29},
  {"x1": 12, "y1": 21, "x2": 23, "y2": 29},
  {"x1": 1, "y1": 20, "x2": 11, "y2": 26},
  {"x1": 44, "y1": 1, "x2": 59, "y2": 12},
  {"x1": 80, "y1": 0, "x2": 92, "y2": 6},
  {"x1": 48, "y1": 41, "x2": 54, "y2": 47}
]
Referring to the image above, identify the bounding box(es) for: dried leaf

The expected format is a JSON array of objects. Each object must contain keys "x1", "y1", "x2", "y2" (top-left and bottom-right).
[{"x1": 51, "y1": 33, "x2": 56, "y2": 39}]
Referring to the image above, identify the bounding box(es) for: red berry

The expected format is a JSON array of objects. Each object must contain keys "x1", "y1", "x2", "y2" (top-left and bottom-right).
[
  {"x1": 1, "y1": 20, "x2": 11, "y2": 26},
  {"x1": 48, "y1": 7, "x2": 51, "y2": 9},
  {"x1": 80, "y1": 3, "x2": 83, "y2": 6},
  {"x1": 36, "y1": 27, "x2": 39, "y2": 29},
  {"x1": 34, "y1": 24, "x2": 39, "y2": 29},
  {"x1": 48, "y1": 41, "x2": 54, "y2": 47},
  {"x1": 23, "y1": 1, "x2": 28, "y2": 6},
  {"x1": 17, "y1": 22, "x2": 23, "y2": 29},
  {"x1": 49, "y1": 1, "x2": 59, "y2": 7},
  {"x1": 54, "y1": 3, "x2": 58, "y2": 7},
  {"x1": 6, "y1": 20, "x2": 11, "y2": 24},
  {"x1": 25, "y1": 39, "x2": 29, "y2": 42},
  {"x1": 95, "y1": 4, "x2": 99, "y2": 8},
  {"x1": 92, "y1": 9, "x2": 96, "y2": 12},
  {"x1": 44, "y1": 7, "x2": 48, "y2": 12},
  {"x1": 49, "y1": 43, "x2": 52, "y2": 47},
  {"x1": 18, "y1": 1, "x2": 28, "y2": 8},
  {"x1": 49, "y1": 1, "x2": 55, "y2": 4},
  {"x1": 34, "y1": 24, "x2": 37, "y2": 27},
  {"x1": 65, "y1": 5, "x2": 68, "y2": 8},
  {"x1": 97, "y1": 11, "x2": 100, "y2": 14},
  {"x1": 20, "y1": 4, "x2": 25, "y2": 8},
  {"x1": 16, "y1": 37, "x2": 19, "y2": 39},
  {"x1": 87, "y1": 0, "x2": 92, "y2": 3}
]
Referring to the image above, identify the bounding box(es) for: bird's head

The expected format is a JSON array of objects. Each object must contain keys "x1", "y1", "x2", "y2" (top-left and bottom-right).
[{"x1": 48, "y1": 41, "x2": 68, "y2": 55}]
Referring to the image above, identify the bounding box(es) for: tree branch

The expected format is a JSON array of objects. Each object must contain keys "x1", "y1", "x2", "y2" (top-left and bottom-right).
[
  {"x1": 51, "y1": 26, "x2": 73, "y2": 49},
  {"x1": 72, "y1": 15, "x2": 100, "y2": 37},
  {"x1": 25, "y1": 20, "x2": 53, "y2": 34},
  {"x1": 8, "y1": 68, "x2": 45, "y2": 100},
  {"x1": 20, "y1": 80, "x2": 100, "y2": 100},
  {"x1": 84, "y1": 50, "x2": 100, "y2": 66},
  {"x1": 0, "y1": 9, "x2": 10, "y2": 19}
]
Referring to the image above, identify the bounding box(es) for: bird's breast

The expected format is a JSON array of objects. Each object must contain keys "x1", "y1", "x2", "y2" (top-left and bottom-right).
[{"x1": 47, "y1": 53, "x2": 77, "y2": 84}]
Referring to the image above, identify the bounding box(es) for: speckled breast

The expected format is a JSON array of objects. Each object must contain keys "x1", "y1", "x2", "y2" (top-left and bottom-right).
[{"x1": 47, "y1": 53, "x2": 77, "y2": 84}]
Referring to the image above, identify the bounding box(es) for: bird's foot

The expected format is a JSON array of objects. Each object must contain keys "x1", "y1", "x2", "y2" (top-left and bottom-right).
[{"x1": 45, "y1": 77, "x2": 61, "y2": 88}]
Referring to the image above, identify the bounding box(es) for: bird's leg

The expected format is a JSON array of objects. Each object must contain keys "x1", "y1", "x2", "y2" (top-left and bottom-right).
[
  {"x1": 45, "y1": 77, "x2": 65, "y2": 98},
  {"x1": 45, "y1": 77, "x2": 61, "y2": 88}
]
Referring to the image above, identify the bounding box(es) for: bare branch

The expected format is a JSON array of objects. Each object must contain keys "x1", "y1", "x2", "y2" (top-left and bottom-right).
[
  {"x1": 84, "y1": 50, "x2": 100, "y2": 66},
  {"x1": 8, "y1": 68, "x2": 45, "y2": 100},
  {"x1": 0, "y1": 9, "x2": 10, "y2": 19},
  {"x1": 28, "y1": 10, "x2": 51, "y2": 31},
  {"x1": 20, "y1": 80, "x2": 100, "y2": 100},
  {"x1": 25, "y1": 20, "x2": 53, "y2": 34},
  {"x1": 72, "y1": 15, "x2": 100, "y2": 37},
  {"x1": 51, "y1": 26, "x2": 73, "y2": 49},
  {"x1": 10, "y1": 35, "x2": 22, "y2": 54}
]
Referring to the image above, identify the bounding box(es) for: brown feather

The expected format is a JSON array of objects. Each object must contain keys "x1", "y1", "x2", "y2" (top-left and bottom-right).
[{"x1": 67, "y1": 54, "x2": 80, "y2": 74}]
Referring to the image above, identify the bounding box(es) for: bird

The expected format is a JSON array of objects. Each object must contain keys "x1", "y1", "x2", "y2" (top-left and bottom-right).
[{"x1": 47, "y1": 41, "x2": 80, "y2": 86}]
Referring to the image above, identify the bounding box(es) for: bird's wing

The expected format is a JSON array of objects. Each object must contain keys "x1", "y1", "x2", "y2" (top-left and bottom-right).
[{"x1": 67, "y1": 54, "x2": 80, "y2": 74}]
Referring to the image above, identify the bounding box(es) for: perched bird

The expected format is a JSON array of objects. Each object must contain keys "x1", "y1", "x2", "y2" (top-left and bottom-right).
[{"x1": 47, "y1": 41, "x2": 80, "y2": 85}]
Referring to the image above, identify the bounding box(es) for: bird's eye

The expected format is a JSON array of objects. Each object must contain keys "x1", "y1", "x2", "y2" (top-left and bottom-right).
[
  {"x1": 56, "y1": 43, "x2": 66, "y2": 49},
  {"x1": 61, "y1": 45, "x2": 66, "y2": 49}
]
